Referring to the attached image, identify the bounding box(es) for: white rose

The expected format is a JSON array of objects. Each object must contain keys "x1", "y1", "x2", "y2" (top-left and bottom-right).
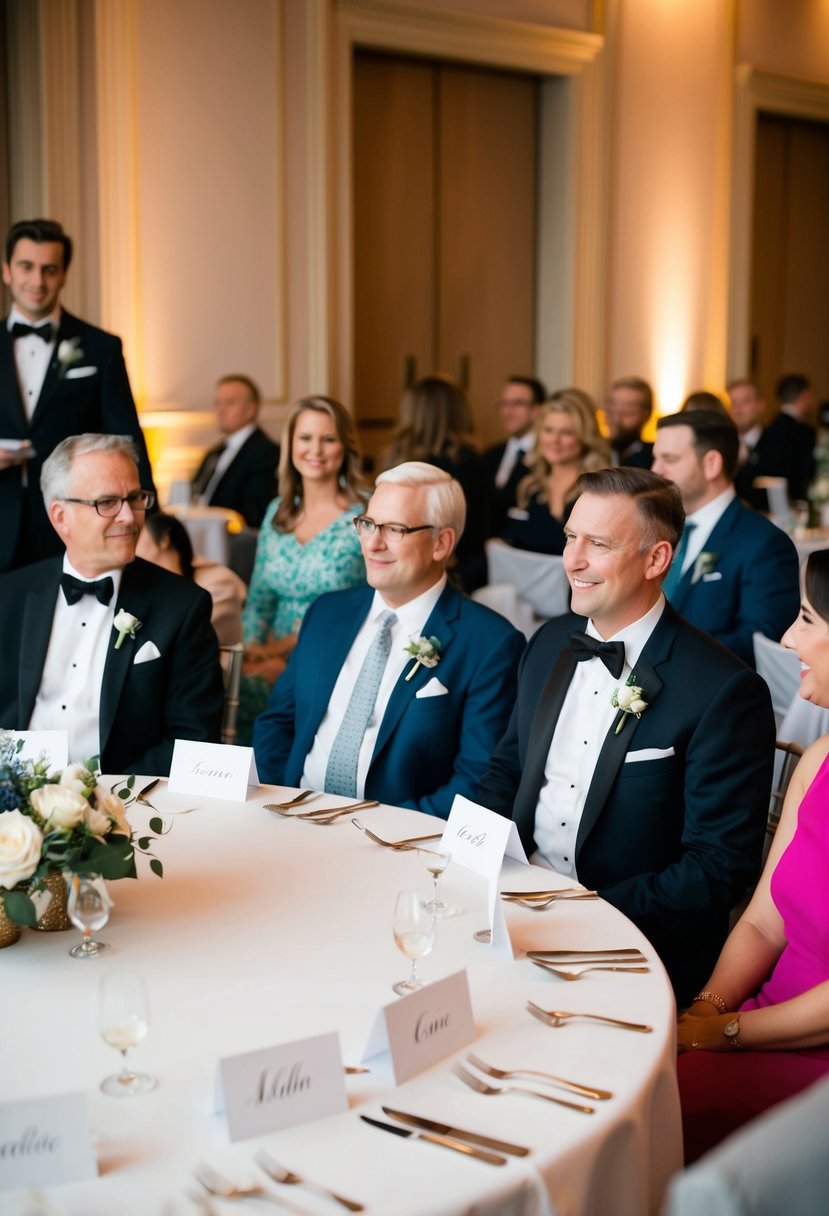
[
  {"x1": 30, "y1": 785, "x2": 87, "y2": 831},
  {"x1": 93, "y1": 787, "x2": 132, "y2": 837},
  {"x1": 615, "y1": 686, "x2": 634, "y2": 709},
  {"x1": 630, "y1": 698, "x2": 648, "y2": 714},
  {"x1": 114, "y1": 610, "x2": 139, "y2": 633},
  {"x1": 57, "y1": 338, "x2": 82, "y2": 364},
  {"x1": 59, "y1": 763, "x2": 89, "y2": 794},
  {"x1": 0, "y1": 809, "x2": 43, "y2": 889}
]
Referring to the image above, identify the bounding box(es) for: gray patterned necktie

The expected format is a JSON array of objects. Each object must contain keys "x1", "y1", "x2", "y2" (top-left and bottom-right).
[{"x1": 324, "y1": 609, "x2": 397, "y2": 797}]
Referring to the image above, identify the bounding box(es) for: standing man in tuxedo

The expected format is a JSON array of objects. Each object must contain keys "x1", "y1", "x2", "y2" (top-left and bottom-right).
[
  {"x1": 0, "y1": 218, "x2": 155, "y2": 572},
  {"x1": 190, "y1": 374, "x2": 280, "y2": 528},
  {"x1": 482, "y1": 376, "x2": 545, "y2": 534},
  {"x1": 0, "y1": 434, "x2": 223, "y2": 774},
  {"x1": 253, "y1": 462, "x2": 525, "y2": 818},
  {"x1": 479, "y1": 467, "x2": 774, "y2": 1003},
  {"x1": 604, "y1": 375, "x2": 654, "y2": 468}
]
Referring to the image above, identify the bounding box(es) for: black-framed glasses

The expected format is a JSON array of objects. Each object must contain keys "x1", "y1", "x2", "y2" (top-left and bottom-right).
[
  {"x1": 353, "y1": 515, "x2": 435, "y2": 543},
  {"x1": 60, "y1": 490, "x2": 156, "y2": 518}
]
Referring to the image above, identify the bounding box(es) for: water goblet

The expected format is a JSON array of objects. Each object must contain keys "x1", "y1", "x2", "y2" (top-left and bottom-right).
[
  {"x1": 417, "y1": 848, "x2": 460, "y2": 918},
  {"x1": 67, "y1": 874, "x2": 112, "y2": 958},
  {"x1": 99, "y1": 972, "x2": 156, "y2": 1096},
  {"x1": 392, "y1": 890, "x2": 436, "y2": 995}
]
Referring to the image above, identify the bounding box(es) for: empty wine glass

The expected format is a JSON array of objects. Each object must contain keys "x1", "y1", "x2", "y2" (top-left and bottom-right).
[
  {"x1": 67, "y1": 874, "x2": 112, "y2": 958},
  {"x1": 392, "y1": 890, "x2": 436, "y2": 995},
  {"x1": 99, "y1": 972, "x2": 156, "y2": 1096}
]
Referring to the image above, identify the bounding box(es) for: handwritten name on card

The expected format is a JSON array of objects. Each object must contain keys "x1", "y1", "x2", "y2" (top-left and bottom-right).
[
  {"x1": 363, "y1": 971, "x2": 475, "y2": 1084},
  {"x1": 217, "y1": 1032, "x2": 346, "y2": 1142},
  {"x1": 168, "y1": 740, "x2": 259, "y2": 802},
  {"x1": 442, "y1": 796, "x2": 528, "y2": 880},
  {"x1": 0, "y1": 1093, "x2": 96, "y2": 1191},
  {"x1": 7, "y1": 731, "x2": 68, "y2": 774}
]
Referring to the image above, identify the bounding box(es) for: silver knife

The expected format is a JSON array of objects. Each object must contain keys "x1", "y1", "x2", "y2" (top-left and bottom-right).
[
  {"x1": 381, "y1": 1107, "x2": 529, "y2": 1158},
  {"x1": 360, "y1": 1115, "x2": 507, "y2": 1165}
]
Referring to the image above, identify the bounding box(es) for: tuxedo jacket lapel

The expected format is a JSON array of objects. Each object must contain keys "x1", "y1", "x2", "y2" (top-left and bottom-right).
[
  {"x1": 670, "y1": 499, "x2": 738, "y2": 611},
  {"x1": 18, "y1": 562, "x2": 62, "y2": 723},
  {"x1": 512, "y1": 644, "x2": 577, "y2": 849},
  {"x1": 99, "y1": 570, "x2": 150, "y2": 755},
  {"x1": 0, "y1": 326, "x2": 27, "y2": 433}
]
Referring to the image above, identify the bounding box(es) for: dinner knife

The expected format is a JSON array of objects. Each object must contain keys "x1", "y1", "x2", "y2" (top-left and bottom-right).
[
  {"x1": 360, "y1": 1115, "x2": 507, "y2": 1165},
  {"x1": 381, "y1": 1107, "x2": 529, "y2": 1158},
  {"x1": 528, "y1": 948, "x2": 644, "y2": 958},
  {"x1": 501, "y1": 888, "x2": 591, "y2": 899}
]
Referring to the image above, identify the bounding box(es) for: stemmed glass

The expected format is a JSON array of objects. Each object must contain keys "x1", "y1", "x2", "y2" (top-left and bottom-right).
[
  {"x1": 392, "y1": 890, "x2": 436, "y2": 995},
  {"x1": 67, "y1": 874, "x2": 112, "y2": 958},
  {"x1": 99, "y1": 972, "x2": 156, "y2": 1096},
  {"x1": 417, "y1": 848, "x2": 460, "y2": 918}
]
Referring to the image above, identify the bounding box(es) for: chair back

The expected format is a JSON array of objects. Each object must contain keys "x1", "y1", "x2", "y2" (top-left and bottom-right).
[
  {"x1": 753, "y1": 632, "x2": 800, "y2": 727},
  {"x1": 769, "y1": 739, "x2": 804, "y2": 840},
  {"x1": 471, "y1": 583, "x2": 536, "y2": 639},
  {"x1": 219, "y1": 643, "x2": 244, "y2": 745},
  {"x1": 485, "y1": 540, "x2": 570, "y2": 619}
]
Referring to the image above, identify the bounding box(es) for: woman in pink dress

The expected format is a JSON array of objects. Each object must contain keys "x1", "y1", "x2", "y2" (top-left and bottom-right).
[{"x1": 677, "y1": 547, "x2": 829, "y2": 1162}]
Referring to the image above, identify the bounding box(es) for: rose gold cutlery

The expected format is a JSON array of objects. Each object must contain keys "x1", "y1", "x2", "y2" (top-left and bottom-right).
[
  {"x1": 360, "y1": 1113, "x2": 507, "y2": 1164},
  {"x1": 300, "y1": 799, "x2": 379, "y2": 823},
  {"x1": 465, "y1": 1052, "x2": 612, "y2": 1100},
  {"x1": 532, "y1": 959, "x2": 650, "y2": 980},
  {"x1": 452, "y1": 1062, "x2": 594, "y2": 1114},
  {"x1": 254, "y1": 1148, "x2": 364, "y2": 1212},
  {"x1": 264, "y1": 790, "x2": 318, "y2": 814},
  {"x1": 194, "y1": 1162, "x2": 284, "y2": 1206},
  {"x1": 351, "y1": 818, "x2": 443, "y2": 849},
  {"x1": 526, "y1": 1000, "x2": 653, "y2": 1033},
  {"x1": 380, "y1": 1107, "x2": 530, "y2": 1157}
]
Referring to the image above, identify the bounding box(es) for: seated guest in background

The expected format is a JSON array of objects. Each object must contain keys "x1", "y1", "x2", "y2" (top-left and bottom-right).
[
  {"x1": 604, "y1": 375, "x2": 654, "y2": 468},
  {"x1": 0, "y1": 434, "x2": 223, "y2": 774},
  {"x1": 482, "y1": 375, "x2": 545, "y2": 533},
  {"x1": 728, "y1": 377, "x2": 811, "y2": 510},
  {"x1": 136, "y1": 512, "x2": 247, "y2": 646},
  {"x1": 0, "y1": 217, "x2": 155, "y2": 573},
  {"x1": 681, "y1": 389, "x2": 730, "y2": 415},
  {"x1": 502, "y1": 389, "x2": 610, "y2": 555},
  {"x1": 383, "y1": 374, "x2": 488, "y2": 591},
  {"x1": 253, "y1": 463, "x2": 525, "y2": 819},
  {"x1": 479, "y1": 468, "x2": 774, "y2": 1004},
  {"x1": 190, "y1": 373, "x2": 280, "y2": 528},
  {"x1": 770, "y1": 372, "x2": 817, "y2": 501},
  {"x1": 652, "y1": 409, "x2": 800, "y2": 666},
  {"x1": 677, "y1": 548, "x2": 829, "y2": 1163}
]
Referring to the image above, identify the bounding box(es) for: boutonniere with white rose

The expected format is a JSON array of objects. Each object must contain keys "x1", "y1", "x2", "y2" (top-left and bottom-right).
[
  {"x1": 611, "y1": 677, "x2": 648, "y2": 734},
  {"x1": 404, "y1": 635, "x2": 442, "y2": 682},
  {"x1": 691, "y1": 551, "x2": 719, "y2": 585},
  {"x1": 57, "y1": 337, "x2": 84, "y2": 376},
  {"x1": 113, "y1": 610, "x2": 141, "y2": 650}
]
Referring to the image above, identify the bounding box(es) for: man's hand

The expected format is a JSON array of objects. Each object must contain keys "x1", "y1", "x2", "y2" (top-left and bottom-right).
[{"x1": 0, "y1": 443, "x2": 32, "y2": 470}]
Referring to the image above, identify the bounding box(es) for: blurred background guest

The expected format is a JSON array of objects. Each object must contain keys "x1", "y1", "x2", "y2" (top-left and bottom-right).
[
  {"x1": 502, "y1": 389, "x2": 610, "y2": 554},
  {"x1": 681, "y1": 389, "x2": 730, "y2": 415},
  {"x1": 482, "y1": 374, "x2": 546, "y2": 534},
  {"x1": 604, "y1": 375, "x2": 654, "y2": 468}
]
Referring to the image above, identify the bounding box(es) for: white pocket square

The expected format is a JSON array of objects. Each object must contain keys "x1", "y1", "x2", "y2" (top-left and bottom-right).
[
  {"x1": 133, "y1": 640, "x2": 161, "y2": 665},
  {"x1": 702, "y1": 572, "x2": 722, "y2": 582},
  {"x1": 416, "y1": 677, "x2": 449, "y2": 699},
  {"x1": 65, "y1": 365, "x2": 98, "y2": 379},
  {"x1": 624, "y1": 747, "x2": 675, "y2": 763}
]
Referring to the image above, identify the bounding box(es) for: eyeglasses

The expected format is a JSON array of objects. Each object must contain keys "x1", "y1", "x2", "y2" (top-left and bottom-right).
[
  {"x1": 353, "y1": 516, "x2": 435, "y2": 543},
  {"x1": 60, "y1": 490, "x2": 156, "y2": 517}
]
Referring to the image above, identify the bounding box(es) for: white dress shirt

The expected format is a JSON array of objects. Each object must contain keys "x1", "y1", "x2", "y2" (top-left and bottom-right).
[
  {"x1": 8, "y1": 305, "x2": 60, "y2": 423},
  {"x1": 495, "y1": 433, "x2": 534, "y2": 489},
  {"x1": 533, "y1": 596, "x2": 665, "y2": 877},
  {"x1": 28, "y1": 558, "x2": 124, "y2": 763},
  {"x1": 200, "y1": 422, "x2": 256, "y2": 504},
  {"x1": 678, "y1": 487, "x2": 735, "y2": 575},
  {"x1": 301, "y1": 575, "x2": 447, "y2": 795}
]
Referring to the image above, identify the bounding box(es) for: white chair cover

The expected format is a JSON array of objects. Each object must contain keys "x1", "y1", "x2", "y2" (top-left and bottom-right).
[
  {"x1": 485, "y1": 539, "x2": 570, "y2": 619},
  {"x1": 753, "y1": 632, "x2": 801, "y2": 727},
  {"x1": 471, "y1": 583, "x2": 537, "y2": 639}
]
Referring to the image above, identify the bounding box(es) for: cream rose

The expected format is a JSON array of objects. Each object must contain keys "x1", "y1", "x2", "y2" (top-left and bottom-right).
[
  {"x1": 0, "y1": 809, "x2": 43, "y2": 889},
  {"x1": 93, "y1": 787, "x2": 132, "y2": 837},
  {"x1": 30, "y1": 785, "x2": 87, "y2": 831},
  {"x1": 615, "y1": 686, "x2": 635, "y2": 709},
  {"x1": 59, "y1": 763, "x2": 89, "y2": 794},
  {"x1": 630, "y1": 697, "x2": 648, "y2": 714}
]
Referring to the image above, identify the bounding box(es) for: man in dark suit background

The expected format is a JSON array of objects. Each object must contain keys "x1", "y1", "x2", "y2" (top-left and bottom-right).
[
  {"x1": 482, "y1": 375, "x2": 545, "y2": 534},
  {"x1": 0, "y1": 218, "x2": 155, "y2": 572},
  {"x1": 604, "y1": 375, "x2": 654, "y2": 468},
  {"x1": 478, "y1": 467, "x2": 774, "y2": 1004},
  {"x1": 0, "y1": 433, "x2": 223, "y2": 774},
  {"x1": 652, "y1": 409, "x2": 800, "y2": 665},
  {"x1": 191, "y1": 374, "x2": 280, "y2": 528},
  {"x1": 728, "y1": 377, "x2": 814, "y2": 509}
]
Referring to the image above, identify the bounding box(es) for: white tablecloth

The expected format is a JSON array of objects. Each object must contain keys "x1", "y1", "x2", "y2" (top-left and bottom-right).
[{"x1": 1, "y1": 786, "x2": 681, "y2": 1216}]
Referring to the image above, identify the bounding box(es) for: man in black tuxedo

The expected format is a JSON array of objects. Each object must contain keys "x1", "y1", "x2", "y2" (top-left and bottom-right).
[
  {"x1": 604, "y1": 375, "x2": 654, "y2": 468},
  {"x1": 478, "y1": 467, "x2": 775, "y2": 1004},
  {"x1": 191, "y1": 374, "x2": 280, "y2": 528},
  {"x1": 0, "y1": 434, "x2": 224, "y2": 775},
  {"x1": 0, "y1": 218, "x2": 155, "y2": 572},
  {"x1": 482, "y1": 375, "x2": 545, "y2": 535}
]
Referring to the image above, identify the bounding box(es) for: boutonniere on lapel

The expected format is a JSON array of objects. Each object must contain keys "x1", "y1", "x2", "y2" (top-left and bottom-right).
[
  {"x1": 113, "y1": 610, "x2": 142, "y2": 650},
  {"x1": 611, "y1": 675, "x2": 648, "y2": 734},
  {"x1": 404, "y1": 634, "x2": 442, "y2": 682},
  {"x1": 691, "y1": 551, "x2": 719, "y2": 585},
  {"x1": 57, "y1": 337, "x2": 84, "y2": 377}
]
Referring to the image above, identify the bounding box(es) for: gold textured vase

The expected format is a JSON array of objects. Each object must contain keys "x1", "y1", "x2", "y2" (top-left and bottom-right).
[
  {"x1": 31, "y1": 872, "x2": 72, "y2": 932},
  {"x1": 0, "y1": 896, "x2": 22, "y2": 947}
]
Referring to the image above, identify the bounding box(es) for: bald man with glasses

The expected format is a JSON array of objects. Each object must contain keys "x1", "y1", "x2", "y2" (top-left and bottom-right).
[{"x1": 253, "y1": 462, "x2": 524, "y2": 818}]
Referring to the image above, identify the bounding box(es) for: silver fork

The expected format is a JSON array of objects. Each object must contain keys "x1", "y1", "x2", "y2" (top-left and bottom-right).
[
  {"x1": 532, "y1": 960, "x2": 650, "y2": 981},
  {"x1": 264, "y1": 791, "x2": 318, "y2": 814},
  {"x1": 255, "y1": 1149, "x2": 364, "y2": 1212},
  {"x1": 465, "y1": 1052, "x2": 612, "y2": 1100},
  {"x1": 526, "y1": 1000, "x2": 653, "y2": 1033},
  {"x1": 452, "y1": 1062, "x2": 594, "y2": 1114},
  {"x1": 194, "y1": 1161, "x2": 283, "y2": 1206}
]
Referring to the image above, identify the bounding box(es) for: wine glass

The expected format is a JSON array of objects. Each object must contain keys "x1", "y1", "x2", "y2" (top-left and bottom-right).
[
  {"x1": 99, "y1": 972, "x2": 156, "y2": 1095},
  {"x1": 417, "y1": 848, "x2": 460, "y2": 918},
  {"x1": 67, "y1": 874, "x2": 112, "y2": 958},
  {"x1": 392, "y1": 890, "x2": 436, "y2": 995}
]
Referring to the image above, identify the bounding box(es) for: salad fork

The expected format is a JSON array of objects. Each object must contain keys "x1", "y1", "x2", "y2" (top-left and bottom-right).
[
  {"x1": 452, "y1": 1062, "x2": 594, "y2": 1114},
  {"x1": 194, "y1": 1162, "x2": 282, "y2": 1206},
  {"x1": 526, "y1": 1001, "x2": 653, "y2": 1033},
  {"x1": 255, "y1": 1149, "x2": 364, "y2": 1211},
  {"x1": 532, "y1": 960, "x2": 650, "y2": 981},
  {"x1": 465, "y1": 1052, "x2": 612, "y2": 1100},
  {"x1": 300, "y1": 800, "x2": 379, "y2": 823},
  {"x1": 351, "y1": 819, "x2": 443, "y2": 849},
  {"x1": 264, "y1": 790, "x2": 317, "y2": 814}
]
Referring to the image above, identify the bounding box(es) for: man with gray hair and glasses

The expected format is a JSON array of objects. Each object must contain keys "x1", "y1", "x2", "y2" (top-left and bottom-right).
[
  {"x1": 0, "y1": 433, "x2": 224, "y2": 773},
  {"x1": 253, "y1": 462, "x2": 525, "y2": 818}
]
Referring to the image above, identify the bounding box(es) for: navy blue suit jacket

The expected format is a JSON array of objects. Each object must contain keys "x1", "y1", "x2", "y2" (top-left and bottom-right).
[
  {"x1": 670, "y1": 497, "x2": 800, "y2": 665},
  {"x1": 478, "y1": 604, "x2": 774, "y2": 1004},
  {"x1": 253, "y1": 581, "x2": 525, "y2": 818}
]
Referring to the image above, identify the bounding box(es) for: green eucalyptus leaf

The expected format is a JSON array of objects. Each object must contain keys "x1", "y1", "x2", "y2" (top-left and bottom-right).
[
  {"x1": 149, "y1": 858, "x2": 163, "y2": 878},
  {"x1": 148, "y1": 817, "x2": 163, "y2": 835},
  {"x1": 3, "y1": 889, "x2": 38, "y2": 927}
]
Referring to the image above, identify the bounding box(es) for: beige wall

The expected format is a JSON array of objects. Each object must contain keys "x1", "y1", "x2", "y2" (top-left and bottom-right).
[{"x1": 737, "y1": 0, "x2": 829, "y2": 82}]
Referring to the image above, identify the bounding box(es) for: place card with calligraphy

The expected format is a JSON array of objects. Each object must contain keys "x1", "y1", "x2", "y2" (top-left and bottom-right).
[
  {"x1": 216, "y1": 1032, "x2": 347, "y2": 1142},
  {"x1": 6, "y1": 730, "x2": 68, "y2": 773},
  {"x1": 362, "y1": 970, "x2": 475, "y2": 1084},
  {"x1": 168, "y1": 739, "x2": 259, "y2": 801},
  {"x1": 0, "y1": 1093, "x2": 96, "y2": 1191},
  {"x1": 442, "y1": 796, "x2": 528, "y2": 953}
]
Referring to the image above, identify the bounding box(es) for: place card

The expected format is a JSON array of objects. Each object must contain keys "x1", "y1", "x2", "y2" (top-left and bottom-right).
[
  {"x1": 362, "y1": 970, "x2": 475, "y2": 1084},
  {"x1": 0, "y1": 1093, "x2": 96, "y2": 1191},
  {"x1": 6, "y1": 730, "x2": 68, "y2": 773},
  {"x1": 216, "y1": 1032, "x2": 347, "y2": 1142},
  {"x1": 168, "y1": 740, "x2": 259, "y2": 801}
]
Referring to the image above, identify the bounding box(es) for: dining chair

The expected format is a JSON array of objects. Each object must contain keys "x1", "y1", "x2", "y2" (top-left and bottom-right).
[
  {"x1": 768, "y1": 739, "x2": 804, "y2": 842},
  {"x1": 219, "y1": 643, "x2": 244, "y2": 744},
  {"x1": 477, "y1": 540, "x2": 570, "y2": 637},
  {"x1": 753, "y1": 631, "x2": 800, "y2": 728}
]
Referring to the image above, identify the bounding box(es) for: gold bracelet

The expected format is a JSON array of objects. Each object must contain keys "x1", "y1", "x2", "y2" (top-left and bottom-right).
[{"x1": 693, "y1": 990, "x2": 728, "y2": 1015}]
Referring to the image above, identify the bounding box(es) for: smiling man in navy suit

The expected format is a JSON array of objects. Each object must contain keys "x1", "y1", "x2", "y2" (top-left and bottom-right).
[
  {"x1": 0, "y1": 218, "x2": 155, "y2": 572},
  {"x1": 252, "y1": 462, "x2": 525, "y2": 818}
]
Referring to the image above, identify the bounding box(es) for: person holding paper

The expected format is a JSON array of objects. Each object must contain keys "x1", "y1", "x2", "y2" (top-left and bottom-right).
[
  {"x1": 0, "y1": 433, "x2": 223, "y2": 774},
  {"x1": 478, "y1": 467, "x2": 775, "y2": 1005},
  {"x1": 252, "y1": 463, "x2": 524, "y2": 818}
]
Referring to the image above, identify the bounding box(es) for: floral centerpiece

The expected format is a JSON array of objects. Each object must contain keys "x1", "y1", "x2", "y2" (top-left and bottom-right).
[{"x1": 0, "y1": 733, "x2": 163, "y2": 928}]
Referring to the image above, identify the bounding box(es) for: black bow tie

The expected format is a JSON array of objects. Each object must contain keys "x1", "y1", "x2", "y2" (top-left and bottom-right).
[
  {"x1": 11, "y1": 321, "x2": 54, "y2": 343},
  {"x1": 569, "y1": 630, "x2": 626, "y2": 680},
  {"x1": 61, "y1": 572, "x2": 114, "y2": 606}
]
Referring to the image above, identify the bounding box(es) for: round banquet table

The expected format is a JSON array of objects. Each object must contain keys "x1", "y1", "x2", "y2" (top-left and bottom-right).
[{"x1": 1, "y1": 785, "x2": 682, "y2": 1216}]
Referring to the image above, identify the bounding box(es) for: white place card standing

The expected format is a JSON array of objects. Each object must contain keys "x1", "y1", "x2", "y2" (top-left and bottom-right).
[
  {"x1": 6, "y1": 730, "x2": 68, "y2": 773},
  {"x1": 168, "y1": 740, "x2": 259, "y2": 802},
  {"x1": 216, "y1": 1032, "x2": 347, "y2": 1142},
  {"x1": 362, "y1": 970, "x2": 475, "y2": 1084},
  {"x1": 0, "y1": 1093, "x2": 97, "y2": 1191}
]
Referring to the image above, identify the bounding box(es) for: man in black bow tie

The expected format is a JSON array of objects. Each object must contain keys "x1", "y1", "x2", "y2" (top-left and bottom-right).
[
  {"x1": 479, "y1": 466, "x2": 775, "y2": 1004},
  {"x1": 0, "y1": 434, "x2": 223, "y2": 774},
  {"x1": 0, "y1": 218, "x2": 155, "y2": 572}
]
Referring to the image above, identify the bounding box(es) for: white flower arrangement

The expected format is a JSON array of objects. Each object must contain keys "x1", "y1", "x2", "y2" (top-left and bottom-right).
[
  {"x1": 611, "y1": 681, "x2": 648, "y2": 734},
  {"x1": 404, "y1": 635, "x2": 442, "y2": 682},
  {"x1": 113, "y1": 610, "x2": 141, "y2": 650}
]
